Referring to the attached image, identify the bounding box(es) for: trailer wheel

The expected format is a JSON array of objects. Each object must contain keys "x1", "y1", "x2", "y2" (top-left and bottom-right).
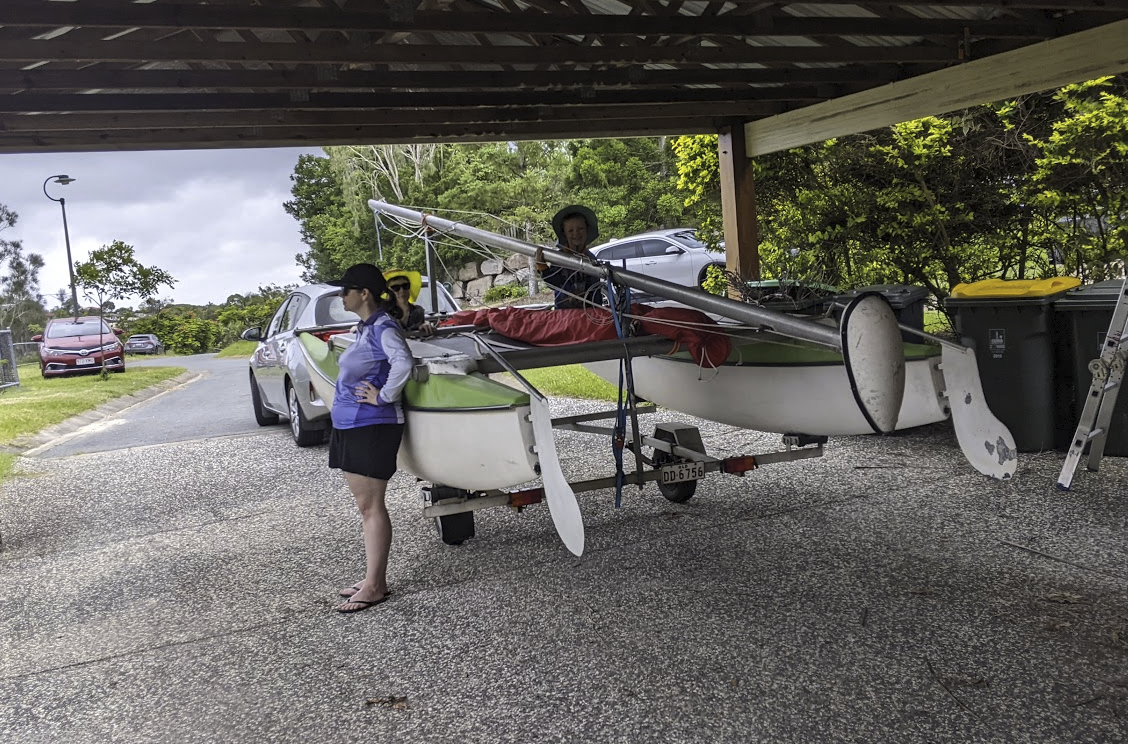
[
  {"x1": 658, "y1": 474, "x2": 698, "y2": 503},
  {"x1": 653, "y1": 450, "x2": 698, "y2": 503},
  {"x1": 434, "y1": 511, "x2": 475, "y2": 545}
]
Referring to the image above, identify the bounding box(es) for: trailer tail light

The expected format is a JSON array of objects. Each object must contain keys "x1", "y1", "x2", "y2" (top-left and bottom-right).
[
  {"x1": 311, "y1": 329, "x2": 350, "y2": 342},
  {"x1": 722, "y1": 456, "x2": 757, "y2": 474},
  {"x1": 508, "y1": 488, "x2": 544, "y2": 507}
]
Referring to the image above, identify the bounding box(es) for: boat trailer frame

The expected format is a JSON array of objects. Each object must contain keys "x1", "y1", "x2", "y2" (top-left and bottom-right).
[{"x1": 418, "y1": 403, "x2": 826, "y2": 545}]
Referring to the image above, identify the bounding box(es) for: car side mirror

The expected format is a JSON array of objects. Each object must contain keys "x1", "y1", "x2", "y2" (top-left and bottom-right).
[
  {"x1": 31, "y1": 334, "x2": 43, "y2": 342},
  {"x1": 113, "y1": 328, "x2": 125, "y2": 335},
  {"x1": 665, "y1": 246, "x2": 685, "y2": 255},
  {"x1": 241, "y1": 327, "x2": 262, "y2": 342}
]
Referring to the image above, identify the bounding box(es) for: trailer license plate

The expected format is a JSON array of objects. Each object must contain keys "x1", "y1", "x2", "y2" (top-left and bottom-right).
[{"x1": 660, "y1": 461, "x2": 706, "y2": 484}]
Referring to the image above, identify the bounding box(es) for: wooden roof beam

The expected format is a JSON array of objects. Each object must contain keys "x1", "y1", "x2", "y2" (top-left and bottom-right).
[
  {"x1": 0, "y1": 63, "x2": 913, "y2": 91},
  {"x1": 0, "y1": 39, "x2": 961, "y2": 65},
  {"x1": 743, "y1": 18, "x2": 1128, "y2": 155},
  {"x1": 0, "y1": 85, "x2": 824, "y2": 113},
  {"x1": 0, "y1": 117, "x2": 736, "y2": 153},
  {"x1": 0, "y1": 3, "x2": 1089, "y2": 38}
]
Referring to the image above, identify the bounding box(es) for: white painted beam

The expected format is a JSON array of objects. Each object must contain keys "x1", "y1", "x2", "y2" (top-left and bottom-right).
[{"x1": 744, "y1": 19, "x2": 1128, "y2": 157}]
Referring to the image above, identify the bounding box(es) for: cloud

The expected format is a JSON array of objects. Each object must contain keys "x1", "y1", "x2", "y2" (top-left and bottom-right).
[{"x1": 0, "y1": 147, "x2": 324, "y2": 307}]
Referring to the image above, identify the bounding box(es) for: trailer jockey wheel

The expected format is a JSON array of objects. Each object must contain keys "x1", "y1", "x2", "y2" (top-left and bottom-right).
[
  {"x1": 651, "y1": 425, "x2": 700, "y2": 504},
  {"x1": 434, "y1": 511, "x2": 475, "y2": 545},
  {"x1": 424, "y1": 485, "x2": 477, "y2": 546}
]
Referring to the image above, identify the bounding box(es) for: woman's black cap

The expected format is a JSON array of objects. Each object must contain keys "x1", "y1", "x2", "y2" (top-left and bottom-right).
[{"x1": 326, "y1": 263, "x2": 387, "y2": 298}]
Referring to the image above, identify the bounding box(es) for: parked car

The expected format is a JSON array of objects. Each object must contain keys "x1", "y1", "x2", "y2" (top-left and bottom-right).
[
  {"x1": 125, "y1": 333, "x2": 165, "y2": 355},
  {"x1": 242, "y1": 279, "x2": 459, "y2": 446},
  {"x1": 591, "y1": 228, "x2": 726, "y2": 290},
  {"x1": 31, "y1": 317, "x2": 126, "y2": 377}
]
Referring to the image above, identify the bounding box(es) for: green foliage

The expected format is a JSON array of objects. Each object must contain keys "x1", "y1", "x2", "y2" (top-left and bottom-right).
[
  {"x1": 483, "y1": 284, "x2": 529, "y2": 304},
  {"x1": 565, "y1": 138, "x2": 684, "y2": 239},
  {"x1": 1024, "y1": 77, "x2": 1128, "y2": 280},
  {"x1": 701, "y1": 264, "x2": 728, "y2": 296},
  {"x1": 130, "y1": 311, "x2": 217, "y2": 355},
  {"x1": 75, "y1": 240, "x2": 176, "y2": 305},
  {"x1": 672, "y1": 135, "x2": 724, "y2": 248},
  {"x1": 0, "y1": 203, "x2": 48, "y2": 341}
]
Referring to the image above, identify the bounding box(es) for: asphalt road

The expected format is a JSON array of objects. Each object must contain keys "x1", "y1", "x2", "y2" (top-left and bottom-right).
[
  {"x1": 3, "y1": 359, "x2": 1128, "y2": 743},
  {"x1": 38, "y1": 353, "x2": 279, "y2": 457}
]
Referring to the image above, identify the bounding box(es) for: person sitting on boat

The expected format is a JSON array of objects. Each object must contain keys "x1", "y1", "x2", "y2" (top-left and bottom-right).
[
  {"x1": 535, "y1": 205, "x2": 604, "y2": 310},
  {"x1": 326, "y1": 263, "x2": 413, "y2": 614},
  {"x1": 384, "y1": 268, "x2": 435, "y2": 337}
]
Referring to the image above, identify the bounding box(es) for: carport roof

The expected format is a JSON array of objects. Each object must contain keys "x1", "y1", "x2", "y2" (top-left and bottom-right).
[{"x1": 1, "y1": 0, "x2": 1127, "y2": 154}]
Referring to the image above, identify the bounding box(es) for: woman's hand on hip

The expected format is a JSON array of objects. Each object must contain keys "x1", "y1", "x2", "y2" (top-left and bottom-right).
[{"x1": 356, "y1": 381, "x2": 382, "y2": 405}]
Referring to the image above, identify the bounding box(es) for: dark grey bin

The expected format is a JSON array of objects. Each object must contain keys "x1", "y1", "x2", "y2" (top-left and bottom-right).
[
  {"x1": 834, "y1": 284, "x2": 930, "y2": 343},
  {"x1": 944, "y1": 287, "x2": 1075, "y2": 452},
  {"x1": 1053, "y1": 279, "x2": 1128, "y2": 457}
]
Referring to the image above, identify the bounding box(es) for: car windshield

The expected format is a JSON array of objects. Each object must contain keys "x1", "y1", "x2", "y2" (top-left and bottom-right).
[
  {"x1": 128, "y1": 335, "x2": 152, "y2": 341},
  {"x1": 668, "y1": 230, "x2": 710, "y2": 250},
  {"x1": 47, "y1": 321, "x2": 112, "y2": 338}
]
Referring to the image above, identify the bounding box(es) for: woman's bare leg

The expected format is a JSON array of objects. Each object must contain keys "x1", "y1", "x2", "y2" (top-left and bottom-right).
[{"x1": 337, "y1": 472, "x2": 391, "y2": 610}]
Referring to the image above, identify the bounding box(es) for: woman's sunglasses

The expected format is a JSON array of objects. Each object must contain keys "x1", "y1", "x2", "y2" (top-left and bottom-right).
[{"x1": 388, "y1": 283, "x2": 411, "y2": 294}]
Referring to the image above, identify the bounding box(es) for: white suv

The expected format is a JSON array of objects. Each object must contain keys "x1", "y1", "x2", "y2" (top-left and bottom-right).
[{"x1": 592, "y1": 228, "x2": 725, "y2": 289}]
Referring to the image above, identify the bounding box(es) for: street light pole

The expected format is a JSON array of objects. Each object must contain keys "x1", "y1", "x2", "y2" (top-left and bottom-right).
[{"x1": 42, "y1": 174, "x2": 79, "y2": 320}]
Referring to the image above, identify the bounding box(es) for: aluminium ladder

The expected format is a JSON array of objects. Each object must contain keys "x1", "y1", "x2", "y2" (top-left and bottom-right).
[{"x1": 1057, "y1": 276, "x2": 1128, "y2": 490}]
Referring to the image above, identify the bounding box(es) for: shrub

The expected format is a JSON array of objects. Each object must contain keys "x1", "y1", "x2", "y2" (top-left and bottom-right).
[{"x1": 483, "y1": 284, "x2": 530, "y2": 303}]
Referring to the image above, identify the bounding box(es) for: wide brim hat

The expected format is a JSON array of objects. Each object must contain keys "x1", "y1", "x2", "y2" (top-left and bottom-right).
[
  {"x1": 326, "y1": 263, "x2": 387, "y2": 299},
  {"x1": 552, "y1": 205, "x2": 599, "y2": 245},
  {"x1": 383, "y1": 268, "x2": 423, "y2": 304}
]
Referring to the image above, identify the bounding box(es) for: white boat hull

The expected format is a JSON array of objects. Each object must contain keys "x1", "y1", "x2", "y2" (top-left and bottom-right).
[
  {"x1": 584, "y1": 353, "x2": 948, "y2": 436},
  {"x1": 398, "y1": 405, "x2": 540, "y2": 491}
]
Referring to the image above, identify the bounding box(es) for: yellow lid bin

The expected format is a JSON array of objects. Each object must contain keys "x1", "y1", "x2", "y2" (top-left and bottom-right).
[{"x1": 950, "y1": 277, "x2": 1081, "y2": 299}]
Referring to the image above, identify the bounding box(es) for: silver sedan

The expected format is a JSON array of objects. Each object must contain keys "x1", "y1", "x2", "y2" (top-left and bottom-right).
[{"x1": 242, "y1": 280, "x2": 459, "y2": 446}]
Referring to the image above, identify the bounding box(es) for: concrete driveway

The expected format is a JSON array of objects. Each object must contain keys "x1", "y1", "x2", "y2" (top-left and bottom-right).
[{"x1": 2, "y1": 355, "x2": 1127, "y2": 743}]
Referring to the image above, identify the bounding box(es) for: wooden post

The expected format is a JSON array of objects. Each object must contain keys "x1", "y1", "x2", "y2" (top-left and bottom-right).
[{"x1": 718, "y1": 124, "x2": 759, "y2": 288}]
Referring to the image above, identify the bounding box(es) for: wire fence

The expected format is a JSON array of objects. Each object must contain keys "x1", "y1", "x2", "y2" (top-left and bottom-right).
[
  {"x1": 0, "y1": 330, "x2": 20, "y2": 391},
  {"x1": 12, "y1": 341, "x2": 39, "y2": 366}
]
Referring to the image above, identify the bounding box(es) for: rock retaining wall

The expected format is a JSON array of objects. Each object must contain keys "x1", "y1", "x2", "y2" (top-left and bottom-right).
[{"x1": 445, "y1": 253, "x2": 539, "y2": 305}]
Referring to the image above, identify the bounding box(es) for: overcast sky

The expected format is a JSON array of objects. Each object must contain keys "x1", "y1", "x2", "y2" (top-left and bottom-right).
[{"x1": 1, "y1": 147, "x2": 324, "y2": 308}]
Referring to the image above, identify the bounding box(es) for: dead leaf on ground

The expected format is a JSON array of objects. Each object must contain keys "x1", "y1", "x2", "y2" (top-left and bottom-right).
[
  {"x1": 1044, "y1": 592, "x2": 1084, "y2": 604},
  {"x1": 366, "y1": 696, "x2": 409, "y2": 710}
]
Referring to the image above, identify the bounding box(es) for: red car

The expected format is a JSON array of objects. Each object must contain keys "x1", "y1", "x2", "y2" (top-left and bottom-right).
[{"x1": 31, "y1": 317, "x2": 127, "y2": 377}]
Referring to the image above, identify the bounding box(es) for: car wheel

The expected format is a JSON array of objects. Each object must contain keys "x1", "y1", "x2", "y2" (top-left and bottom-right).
[
  {"x1": 288, "y1": 383, "x2": 324, "y2": 447},
  {"x1": 249, "y1": 371, "x2": 280, "y2": 426},
  {"x1": 697, "y1": 263, "x2": 725, "y2": 289}
]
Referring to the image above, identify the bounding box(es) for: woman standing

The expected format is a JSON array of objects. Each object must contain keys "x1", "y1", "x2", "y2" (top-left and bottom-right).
[{"x1": 327, "y1": 263, "x2": 413, "y2": 613}]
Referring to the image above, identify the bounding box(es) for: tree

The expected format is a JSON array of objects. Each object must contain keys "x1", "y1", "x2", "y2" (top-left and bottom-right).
[
  {"x1": 1020, "y1": 77, "x2": 1128, "y2": 280},
  {"x1": 285, "y1": 153, "x2": 383, "y2": 283},
  {"x1": 74, "y1": 240, "x2": 175, "y2": 377},
  {"x1": 0, "y1": 203, "x2": 48, "y2": 342}
]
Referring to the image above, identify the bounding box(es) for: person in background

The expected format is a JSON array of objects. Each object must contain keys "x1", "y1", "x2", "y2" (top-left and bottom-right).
[
  {"x1": 326, "y1": 263, "x2": 413, "y2": 614},
  {"x1": 383, "y1": 268, "x2": 435, "y2": 337},
  {"x1": 535, "y1": 205, "x2": 603, "y2": 310}
]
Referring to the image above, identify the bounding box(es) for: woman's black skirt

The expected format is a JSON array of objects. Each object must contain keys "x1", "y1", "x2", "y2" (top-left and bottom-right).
[{"x1": 328, "y1": 423, "x2": 405, "y2": 480}]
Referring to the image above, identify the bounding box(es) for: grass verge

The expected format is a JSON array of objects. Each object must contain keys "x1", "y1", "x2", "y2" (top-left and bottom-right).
[
  {"x1": 501, "y1": 364, "x2": 620, "y2": 402},
  {"x1": 0, "y1": 363, "x2": 187, "y2": 446},
  {"x1": 216, "y1": 340, "x2": 257, "y2": 359},
  {"x1": 0, "y1": 452, "x2": 16, "y2": 480}
]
